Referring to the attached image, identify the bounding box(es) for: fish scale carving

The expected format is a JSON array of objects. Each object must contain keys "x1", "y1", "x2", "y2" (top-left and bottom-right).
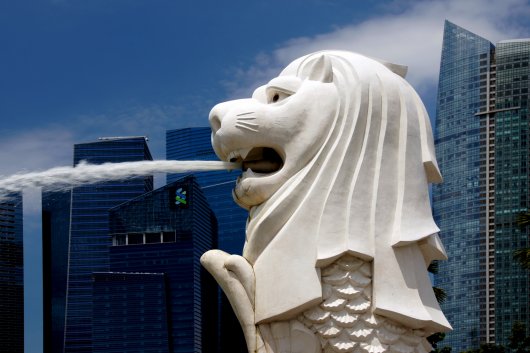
[{"x1": 299, "y1": 255, "x2": 432, "y2": 353}]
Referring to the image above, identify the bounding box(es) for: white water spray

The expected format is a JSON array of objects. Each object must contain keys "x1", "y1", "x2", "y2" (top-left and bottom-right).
[{"x1": 0, "y1": 160, "x2": 241, "y2": 201}]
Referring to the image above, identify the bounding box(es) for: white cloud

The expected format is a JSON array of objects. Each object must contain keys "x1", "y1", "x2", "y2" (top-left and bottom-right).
[
  {"x1": 225, "y1": 0, "x2": 530, "y2": 98},
  {"x1": 73, "y1": 103, "x2": 186, "y2": 159},
  {"x1": 0, "y1": 127, "x2": 75, "y2": 177}
]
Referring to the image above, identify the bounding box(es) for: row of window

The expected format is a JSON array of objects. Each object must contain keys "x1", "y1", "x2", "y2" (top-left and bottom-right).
[{"x1": 112, "y1": 232, "x2": 181, "y2": 246}]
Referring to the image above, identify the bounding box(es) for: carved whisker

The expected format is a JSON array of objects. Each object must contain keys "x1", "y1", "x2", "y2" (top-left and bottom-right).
[
  {"x1": 236, "y1": 121, "x2": 259, "y2": 128},
  {"x1": 236, "y1": 112, "x2": 255, "y2": 116},
  {"x1": 237, "y1": 116, "x2": 257, "y2": 121},
  {"x1": 235, "y1": 123, "x2": 259, "y2": 133}
]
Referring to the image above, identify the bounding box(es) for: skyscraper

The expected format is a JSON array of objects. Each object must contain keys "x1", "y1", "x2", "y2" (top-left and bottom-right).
[
  {"x1": 94, "y1": 176, "x2": 218, "y2": 353},
  {"x1": 63, "y1": 137, "x2": 153, "y2": 353},
  {"x1": 166, "y1": 127, "x2": 248, "y2": 353},
  {"x1": 166, "y1": 127, "x2": 246, "y2": 254},
  {"x1": 490, "y1": 38, "x2": 530, "y2": 347},
  {"x1": 43, "y1": 190, "x2": 71, "y2": 353},
  {"x1": 0, "y1": 193, "x2": 23, "y2": 353},
  {"x1": 433, "y1": 21, "x2": 530, "y2": 351},
  {"x1": 92, "y1": 272, "x2": 171, "y2": 353}
]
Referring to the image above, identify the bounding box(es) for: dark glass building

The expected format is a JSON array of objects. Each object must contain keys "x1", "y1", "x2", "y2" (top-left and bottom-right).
[
  {"x1": 491, "y1": 38, "x2": 530, "y2": 347},
  {"x1": 0, "y1": 193, "x2": 24, "y2": 353},
  {"x1": 433, "y1": 21, "x2": 495, "y2": 350},
  {"x1": 63, "y1": 137, "x2": 153, "y2": 353},
  {"x1": 43, "y1": 190, "x2": 71, "y2": 353},
  {"x1": 166, "y1": 127, "x2": 247, "y2": 353},
  {"x1": 166, "y1": 127, "x2": 246, "y2": 254},
  {"x1": 433, "y1": 21, "x2": 530, "y2": 351},
  {"x1": 93, "y1": 176, "x2": 218, "y2": 353},
  {"x1": 92, "y1": 272, "x2": 171, "y2": 353}
]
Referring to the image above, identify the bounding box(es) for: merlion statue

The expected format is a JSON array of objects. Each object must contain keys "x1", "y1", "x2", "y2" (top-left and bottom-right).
[{"x1": 201, "y1": 50, "x2": 452, "y2": 353}]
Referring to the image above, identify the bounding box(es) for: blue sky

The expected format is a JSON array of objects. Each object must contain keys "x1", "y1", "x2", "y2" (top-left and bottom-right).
[{"x1": 1, "y1": 0, "x2": 530, "y2": 352}]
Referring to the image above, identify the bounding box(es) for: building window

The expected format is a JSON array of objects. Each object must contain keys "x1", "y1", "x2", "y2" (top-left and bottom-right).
[
  {"x1": 128, "y1": 233, "x2": 143, "y2": 245},
  {"x1": 163, "y1": 232, "x2": 176, "y2": 243},
  {"x1": 114, "y1": 234, "x2": 126, "y2": 246},
  {"x1": 145, "y1": 233, "x2": 161, "y2": 244}
]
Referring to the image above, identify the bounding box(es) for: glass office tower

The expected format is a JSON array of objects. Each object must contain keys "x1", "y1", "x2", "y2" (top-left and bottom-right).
[
  {"x1": 96, "y1": 176, "x2": 218, "y2": 353},
  {"x1": 166, "y1": 128, "x2": 247, "y2": 353},
  {"x1": 93, "y1": 272, "x2": 170, "y2": 353},
  {"x1": 491, "y1": 39, "x2": 530, "y2": 346},
  {"x1": 433, "y1": 21, "x2": 530, "y2": 350},
  {"x1": 0, "y1": 193, "x2": 23, "y2": 353},
  {"x1": 63, "y1": 137, "x2": 153, "y2": 353},
  {"x1": 433, "y1": 21, "x2": 494, "y2": 350},
  {"x1": 42, "y1": 190, "x2": 71, "y2": 353},
  {"x1": 166, "y1": 127, "x2": 246, "y2": 254}
]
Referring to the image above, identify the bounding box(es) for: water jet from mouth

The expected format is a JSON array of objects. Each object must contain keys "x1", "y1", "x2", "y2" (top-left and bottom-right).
[{"x1": 0, "y1": 160, "x2": 241, "y2": 201}]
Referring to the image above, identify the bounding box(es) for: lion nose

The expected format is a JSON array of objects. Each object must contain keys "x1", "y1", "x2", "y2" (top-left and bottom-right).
[
  {"x1": 209, "y1": 104, "x2": 225, "y2": 136},
  {"x1": 209, "y1": 113, "x2": 221, "y2": 135}
]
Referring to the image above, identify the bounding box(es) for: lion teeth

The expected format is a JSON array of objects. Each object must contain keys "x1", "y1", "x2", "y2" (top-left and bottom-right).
[
  {"x1": 228, "y1": 148, "x2": 255, "y2": 163},
  {"x1": 238, "y1": 148, "x2": 252, "y2": 160},
  {"x1": 245, "y1": 168, "x2": 256, "y2": 178},
  {"x1": 228, "y1": 151, "x2": 239, "y2": 162}
]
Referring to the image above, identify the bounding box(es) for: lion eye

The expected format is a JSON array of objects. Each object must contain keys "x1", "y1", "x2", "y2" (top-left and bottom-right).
[{"x1": 268, "y1": 90, "x2": 291, "y2": 104}]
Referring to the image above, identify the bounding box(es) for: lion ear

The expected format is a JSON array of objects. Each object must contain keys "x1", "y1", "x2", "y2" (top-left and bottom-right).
[
  {"x1": 370, "y1": 56, "x2": 408, "y2": 78},
  {"x1": 307, "y1": 55, "x2": 333, "y2": 83}
]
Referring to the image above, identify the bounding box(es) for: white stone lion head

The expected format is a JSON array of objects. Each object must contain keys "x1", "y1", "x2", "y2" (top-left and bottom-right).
[{"x1": 210, "y1": 50, "x2": 451, "y2": 333}]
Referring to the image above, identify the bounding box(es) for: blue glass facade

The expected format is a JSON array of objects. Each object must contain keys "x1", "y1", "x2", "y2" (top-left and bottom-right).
[
  {"x1": 92, "y1": 272, "x2": 171, "y2": 353},
  {"x1": 64, "y1": 137, "x2": 153, "y2": 353},
  {"x1": 102, "y1": 176, "x2": 218, "y2": 353},
  {"x1": 492, "y1": 39, "x2": 530, "y2": 346},
  {"x1": 433, "y1": 21, "x2": 494, "y2": 350},
  {"x1": 0, "y1": 193, "x2": 23, "y2": 353},
  {"x1": 166, "y1": 128, "x2": 248, "y2": 353},
  {"x1": 166, "y1": 127, "x2": 246, "y2": 254},
  {"x1": 434, "y1": 21, "x2": 530, "y2": 350},
  {"x1": 42, "y1": 190, "x2": 71, "y2": 353}
]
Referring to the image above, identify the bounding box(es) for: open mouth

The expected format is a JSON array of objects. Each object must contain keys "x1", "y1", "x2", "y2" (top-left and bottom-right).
[{"x1": 228, "y1": 147, "x2": 283, "y2": 175}]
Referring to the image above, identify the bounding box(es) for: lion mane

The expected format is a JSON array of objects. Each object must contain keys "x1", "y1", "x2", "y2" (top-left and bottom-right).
[{"x1": 238, "y1": 51, "x2": 450, "y2": 332}]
